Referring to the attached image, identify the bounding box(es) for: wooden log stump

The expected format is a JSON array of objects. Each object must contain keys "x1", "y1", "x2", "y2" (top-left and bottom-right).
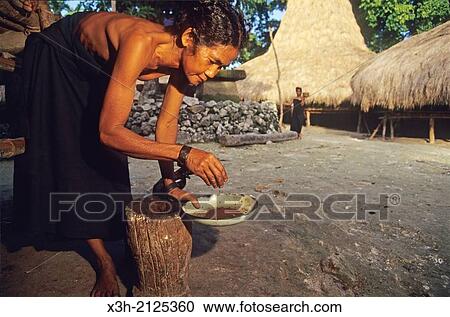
[
  {"x1": 126, "y1": 195, "x2": 192, "y2": 296},
  {"x1": 218, "y1": 132, "x2": 298, "y2": 147}
]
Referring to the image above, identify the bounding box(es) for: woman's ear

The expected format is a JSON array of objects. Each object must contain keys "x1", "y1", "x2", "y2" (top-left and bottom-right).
[{"x1": 181, "y1": 27, "x2": 195, "y2": 48}]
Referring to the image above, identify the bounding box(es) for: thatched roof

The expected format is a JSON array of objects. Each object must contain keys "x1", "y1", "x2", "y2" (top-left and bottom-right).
[
  {"x1": 351, "y1": 21, "x2": 450, "y2": 111},
  {"x1": 236, "y1": 0, "x2": 374, "y2": 107}
]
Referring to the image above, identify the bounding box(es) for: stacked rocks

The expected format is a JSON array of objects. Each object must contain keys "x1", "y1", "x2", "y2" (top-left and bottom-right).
[{"x1": 126, "y1": 94, "x2": 280, "y2": 143}]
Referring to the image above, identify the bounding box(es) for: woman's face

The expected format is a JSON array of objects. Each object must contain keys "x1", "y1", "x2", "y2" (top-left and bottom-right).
[{"x1": 181, "y1": 44, "x2": 239, "y2": 86}]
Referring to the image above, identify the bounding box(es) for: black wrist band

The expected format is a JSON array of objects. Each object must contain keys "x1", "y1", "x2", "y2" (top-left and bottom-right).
[{"x1": 177, "y1": 145, "x2": 192, "y2": 167}]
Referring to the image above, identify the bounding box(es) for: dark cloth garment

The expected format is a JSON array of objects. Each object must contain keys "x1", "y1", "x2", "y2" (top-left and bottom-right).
[
  {"x1": 13, "y1": 12, "x2": 132, "y2": 242},
  {"x1": 290, "y1": 98, "x2": 305, "y2": 134}
]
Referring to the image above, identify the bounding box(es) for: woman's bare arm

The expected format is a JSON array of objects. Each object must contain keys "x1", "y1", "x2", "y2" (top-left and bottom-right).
[
  {"x1": 155, "y1": 73, "x2": 190, "y2": 183},
  {"x1": 98, "y1": 33, "x2": 181, "y2": 161}
]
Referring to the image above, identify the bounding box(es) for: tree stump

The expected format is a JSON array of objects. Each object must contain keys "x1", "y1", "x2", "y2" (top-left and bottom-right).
[{"x1": 126, "y1": 195, "x2": 192, "y2": 297}]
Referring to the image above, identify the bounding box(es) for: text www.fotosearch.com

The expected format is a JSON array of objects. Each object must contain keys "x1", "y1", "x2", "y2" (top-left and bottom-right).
[{"x1": 203, "y1": 300, "x2": 342, "y2": 313}]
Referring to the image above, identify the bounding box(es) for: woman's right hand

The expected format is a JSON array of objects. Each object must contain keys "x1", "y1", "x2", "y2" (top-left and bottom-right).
[{"x1": 184, "y1": 148, "x2": 228, "y2": 188}]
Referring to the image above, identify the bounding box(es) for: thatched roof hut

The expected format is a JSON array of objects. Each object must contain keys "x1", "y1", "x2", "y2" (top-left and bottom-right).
[
  {"x1": 236, "y1": 0, "x2": 374, "y2": 107},
  {"x1": 351, "y1": 21, "x2": 450, "y2": 111}
]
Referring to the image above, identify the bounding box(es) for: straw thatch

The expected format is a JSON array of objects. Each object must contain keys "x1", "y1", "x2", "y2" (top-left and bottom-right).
[
  {"x1": 236, "y1": 0, "x2": 374, "y2": 107},
  {"x1": 351, "y1": 21, "x2": 450, "y2": 111}
]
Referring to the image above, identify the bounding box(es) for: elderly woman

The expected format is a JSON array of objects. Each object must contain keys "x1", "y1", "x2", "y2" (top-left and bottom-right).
[{"x1": 13, "y1": 0, "x2": 246, "y2": 296}]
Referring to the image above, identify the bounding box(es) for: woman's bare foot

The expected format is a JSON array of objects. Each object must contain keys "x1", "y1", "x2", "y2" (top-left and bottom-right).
[
  {"x1": 90, "y1": 256, "x2": 120, "y2": 297},
  {"x1": 87, "y1": 238, "x2": 120, "y2": 297}
]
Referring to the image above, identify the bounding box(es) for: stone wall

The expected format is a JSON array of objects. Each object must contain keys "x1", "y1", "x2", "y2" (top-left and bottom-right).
[{"x1": 126, "y1": 93, "x2": 280, "y2": 143}]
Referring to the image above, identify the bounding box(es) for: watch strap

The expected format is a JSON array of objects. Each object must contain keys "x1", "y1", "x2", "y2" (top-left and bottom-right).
[{"x1": 177, "y1": 145, "x2": 192, "y2": 167}]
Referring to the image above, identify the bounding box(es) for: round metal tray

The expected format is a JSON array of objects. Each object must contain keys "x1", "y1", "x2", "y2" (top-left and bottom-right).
[{"x1": 182, "y1": 193, "x2": 257, "y2": 226}]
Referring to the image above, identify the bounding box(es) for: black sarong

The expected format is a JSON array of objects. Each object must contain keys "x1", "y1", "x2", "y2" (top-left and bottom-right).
[
  {"x1": 290, "y1": 99, "x2": 304, "y2": 134},
  {"x1": 13, "y1": 12, "x2": 132, "y2": 242}
]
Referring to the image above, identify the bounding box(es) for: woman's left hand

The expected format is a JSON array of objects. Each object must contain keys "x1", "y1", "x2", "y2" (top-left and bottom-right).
[{"x1": 167, "y1": 186, "x2": 201, "y2": 209}]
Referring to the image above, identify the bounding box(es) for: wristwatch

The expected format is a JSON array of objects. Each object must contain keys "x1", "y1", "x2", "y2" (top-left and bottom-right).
[{"x1": 177, "y1": 145, "x2": 192, "y2": 167}]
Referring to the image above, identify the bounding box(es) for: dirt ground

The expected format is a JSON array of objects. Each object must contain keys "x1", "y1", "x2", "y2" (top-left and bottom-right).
[{"x1": 1, "y1": 126, "x2": 449, "y2": 296}]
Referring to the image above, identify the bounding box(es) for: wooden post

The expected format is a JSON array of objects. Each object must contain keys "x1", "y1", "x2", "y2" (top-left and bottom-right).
[
  {"x1": 218, "y1": 131, "x2": 298, "y2": 146},
  {"x1": 363, "y1": 116, "x2": 371, "y2": 134},
  {"x1": 356, "y1": 111, "x2": 362, "y2": 133},
  {"x1": 429, "y1": 117, "x2": 435, "y2": 144},
  {"x1": 126, "y1": 196, "x2": 192, "y2": 296},
  {"x1": 306, "y1": 110, "x2": 311, "y2": 127},
  {"x1": 0, "y1": 137, "x2": 25, "y2": 158},
  {"x1": 389, "y1": 118, "x2": 395, "y2": 140},
  {"x1": 382, "y1": 115, "x2": 387, "y2": 140}
]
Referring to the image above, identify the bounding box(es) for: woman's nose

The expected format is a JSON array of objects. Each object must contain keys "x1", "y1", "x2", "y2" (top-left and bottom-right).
[{"x1": 205, "y1": 66, "x2": 221, "y2": 79}]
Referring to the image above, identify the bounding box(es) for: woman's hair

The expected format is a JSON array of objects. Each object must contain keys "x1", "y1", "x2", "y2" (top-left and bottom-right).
[
  {"x1": 296, "y1": 87, "x2": 303, "y2": 92},
  {"x1": 167, "y1": 0, "x2": 247, "y2": 49}
]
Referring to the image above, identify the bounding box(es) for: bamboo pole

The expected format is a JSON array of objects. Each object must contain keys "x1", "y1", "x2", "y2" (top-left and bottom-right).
[
  {"x1": 269, "y1": 27, "x2": 283, "y2": 131},
  {"x1": 369, "y1": 121, "x2": 382, "y2": 140}
]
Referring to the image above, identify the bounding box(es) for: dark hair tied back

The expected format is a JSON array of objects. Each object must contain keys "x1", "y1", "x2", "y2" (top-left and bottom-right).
[{"x1": 168, "y1": 0, "x2": 248, "y2": 49}]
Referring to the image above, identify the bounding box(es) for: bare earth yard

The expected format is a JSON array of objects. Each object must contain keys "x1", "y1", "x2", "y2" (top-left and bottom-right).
[{"x1": 1, "y1": 126, "x2": 449, "y2": 296}]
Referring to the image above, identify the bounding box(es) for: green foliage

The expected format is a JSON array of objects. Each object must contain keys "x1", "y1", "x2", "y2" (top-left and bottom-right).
[
  {"x1": 49, "y1": 0, "x2": 111, "y2": 15},
  {"x1": 47, "y1": 0, "x2": 72, "y2": 16},
  {"x1": 235, "y1": 0, "x2": 287, "y2": 63},
  {"x1": 68, "y1": 0, "x2": 112, "y2": 12},
  {"x1": 360, "y1": 0, "x2": 450, "y2": 52},
  {"x1": 415, "y1": 0, "x2": 450, "y2": 32}
]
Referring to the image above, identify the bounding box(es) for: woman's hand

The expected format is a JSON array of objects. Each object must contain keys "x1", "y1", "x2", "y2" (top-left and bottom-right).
[
  {"x1": 166, "y1": 186, "x2": 201, "y2": 209},
  {"x1": 184, "y1": 148, "x2": 228, "y2": 189}
]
